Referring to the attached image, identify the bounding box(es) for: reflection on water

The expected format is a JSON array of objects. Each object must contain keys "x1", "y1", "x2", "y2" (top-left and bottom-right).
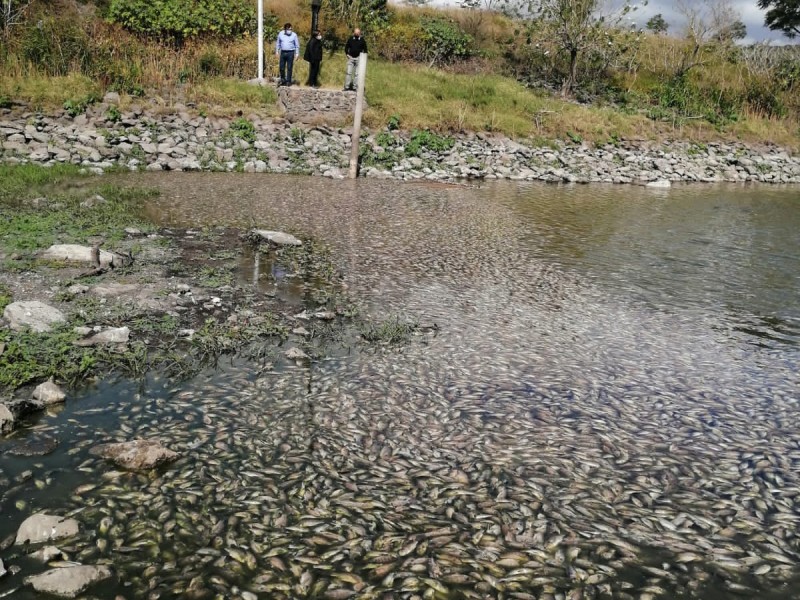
[{"x1": 1, "y1": 174, "x2": 799, "y2": 599}]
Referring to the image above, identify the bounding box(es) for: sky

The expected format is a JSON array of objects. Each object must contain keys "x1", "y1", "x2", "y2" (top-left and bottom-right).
[
  {"x1": 429, "y1": 0, "x2": 796, "y2": 44},
  {"x1": 632, "y1": 0, "x2": 790, "y2": 45}
]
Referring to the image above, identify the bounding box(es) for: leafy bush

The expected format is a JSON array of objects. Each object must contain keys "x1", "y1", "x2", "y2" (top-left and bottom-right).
[
  {"x1": 420, "y1": 17, "x2": 474, "y2": 67},
  {"x1": 63, "y1": 94, "x2": 98, "y2": 117},
  {"x1": 376, "y1": 21, "x2": 424, "y2": 62},
  {"x1": 405, "y1": 129, "x2": 455, "y2": 156},
  {"x1": 375, "y1": 131, "x2": 399, "y2": 147},
  {"x1": 105, "y1": 105, "x2": 122, "y2": 122},
  {"x1": 745, "y1": 81, "x2": 786, "y2": 118},
  {"x1": 229, "y1": 117, "x2": 256, "y2": 142},
  {"x1": 375, "y1": 16, "x2": 474, "y2": 66},
  {"x1": 107, "y1": 0, "x2": 257, "y2": 43},
  {"x1": 650, "y1": 75, "x2": 739, "y2": 127},
  {"x1": 198, "y1": 50, "x2": 223, "y2": 76},
  {"x1": 774, "y1": 57, "x2": 800, "y2": 92}
]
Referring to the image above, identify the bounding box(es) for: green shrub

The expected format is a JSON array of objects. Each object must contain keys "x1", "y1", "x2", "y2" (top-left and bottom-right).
[
  {"x1": 420, "y1": 17, "x2": 474, "y2": 67},
  {"x1": 405, "y1": 129, "x2": 455, "y2": 156},
  {"x1": 376, "y1": 21, "x2": 424, "y2": 62},
  {"x1": 229, "y1": 117, "x2": 256, "y2": 142},
  {"x1": 107, "y1": 0, "x2": 257, "y2": 43},
  {"x1": 21, "y1": 18, "x2": 91, "y2": 75},
  {"x1": 774, "y1": 57, "x2": 800, "y2": 92},
  {"x1": 375, "y1": 131, "x2": 398, "y2": 147},
  {"x1": 198, "y1": 50, "x2": 223, "y2": 75},
  {"x1": 63, "y1": 94, "x2": 98, "y2": 117},
  {"x1": 105, "y1": 105, "x2": 122, "y2": 122},
  {"x1": 745, "y1": 82, "x2": 786, "y2": 118}
]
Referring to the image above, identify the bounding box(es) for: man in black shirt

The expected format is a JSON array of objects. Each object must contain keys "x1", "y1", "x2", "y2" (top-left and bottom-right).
[
  {"x1": 343, "y1": 28, "x2": 367, "y2": 92},
  {"x1": 304, "y1": 30, "x2": 324, "y2": 87}
]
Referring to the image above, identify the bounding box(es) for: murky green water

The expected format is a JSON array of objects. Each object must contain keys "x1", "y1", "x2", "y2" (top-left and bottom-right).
[{"x1": 2, "y1": 175, "x2": 799, "y2": 599}]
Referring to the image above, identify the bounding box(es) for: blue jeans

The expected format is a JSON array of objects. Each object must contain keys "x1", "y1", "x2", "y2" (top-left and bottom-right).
[{"x1": 279, "y1": 51, "x2": 296, "y2": 85}]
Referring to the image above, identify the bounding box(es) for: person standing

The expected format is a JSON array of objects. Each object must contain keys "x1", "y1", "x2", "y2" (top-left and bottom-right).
[
  {"x1": 275, "y1": 23, "x2": 300, "y2": 87},
  {"x1": 343, "y1": 27, "x2": 367, "y2": 92},
  {"x1": 304, "y1": 30, "x2": 323, "y2": 88}
]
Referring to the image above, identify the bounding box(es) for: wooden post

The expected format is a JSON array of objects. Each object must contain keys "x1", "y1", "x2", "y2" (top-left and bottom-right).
[{"x1": 348, "y1": 53, "x2": 368, "y2": 179}]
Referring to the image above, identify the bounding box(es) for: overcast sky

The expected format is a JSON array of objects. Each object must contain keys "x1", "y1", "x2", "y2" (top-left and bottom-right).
[
  {"x1": 632, "y1": 0, "x2": 789, "y2": 44},
  {"x1": 431, "y1": 0, "x2": 796, "y2": 44}
]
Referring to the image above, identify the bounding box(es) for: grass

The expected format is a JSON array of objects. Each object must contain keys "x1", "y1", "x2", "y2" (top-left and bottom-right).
[
  {"x1": 0, "y1": 73, "x2": 101, "y2": 112},
  {"x1": 359, "y1": 315, "x2": 419, "y2": 344},
  {"x1": 0, "y1": 284, "x2": 11, "y2": 314},
  {"x1": 0, "y1": 325, "x2": 97, "y2": 390},
  {"x1": 363, "y1": 61, "x2": 645, "y2": 140},
  {"x1": 0, "y1": 169, "x2": 158, "y2": 253},
  {"x1": 1, "y1": 46, "x2": 798, "y2": 147}
]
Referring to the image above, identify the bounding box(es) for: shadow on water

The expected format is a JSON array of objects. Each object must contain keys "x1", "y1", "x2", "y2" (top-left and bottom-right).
[{"x1": 2, "y1": 173, "x2": 799, "y2": 598}]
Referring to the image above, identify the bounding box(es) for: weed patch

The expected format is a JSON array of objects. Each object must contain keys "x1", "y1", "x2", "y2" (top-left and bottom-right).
[{"x1": 359, "y1": 315, "x2": 419, "y2": 344}]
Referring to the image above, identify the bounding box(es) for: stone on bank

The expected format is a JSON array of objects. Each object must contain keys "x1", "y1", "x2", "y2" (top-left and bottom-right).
[
  {"x1": 15, "y1": 513, "x2": 80, "y2": 545},
  {"x1": 24, "y1": 565, "x2": 113, "y2": 598}
]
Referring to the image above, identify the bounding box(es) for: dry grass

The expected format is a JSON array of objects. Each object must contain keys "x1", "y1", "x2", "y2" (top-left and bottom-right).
[
  {"x1": 0, "y1": 73, "x2": 100, "y2": 109},
  {"x1": 0, "y1": 1, "x2": 797, "y2": 149}
]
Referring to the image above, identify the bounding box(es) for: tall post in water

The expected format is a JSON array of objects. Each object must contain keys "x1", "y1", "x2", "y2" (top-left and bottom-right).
[
  {"x1": 348, "y1": 53, "x2": 368, "y2": 179},
  {"x1": 311, "y1": 0, "x2": 322, "y2": 34},
  {"x1": 257, "y1": 0, "x2": 264, "y2": 80}
]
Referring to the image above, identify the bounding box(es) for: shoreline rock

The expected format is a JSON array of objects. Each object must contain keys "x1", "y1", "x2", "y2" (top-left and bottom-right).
[
  {"x1": 1, "y1": 105, "x2": 798, "y2": 184},
  {"x1": 89, "y1": 439, "x2": 179, "y2": 471}
]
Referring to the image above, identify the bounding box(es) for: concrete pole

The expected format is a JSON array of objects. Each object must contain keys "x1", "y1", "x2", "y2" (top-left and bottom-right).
[
  {"x1": 257, "y1": 0, "x2": 264, "y2": 81},
  {"x1": 348, "y1": 54, "x2": 368, "y2": 179}
]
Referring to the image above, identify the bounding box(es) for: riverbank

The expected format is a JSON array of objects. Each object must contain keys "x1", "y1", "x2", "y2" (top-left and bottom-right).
[
  {"x1": 2, "y1": 94, "x2": 800, "y2": 185},
  {"x1": 0, "y1": 165, "x2": 426, "y2": 432}
]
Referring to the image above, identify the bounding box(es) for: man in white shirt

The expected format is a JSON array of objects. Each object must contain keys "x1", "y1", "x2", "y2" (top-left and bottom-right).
[{"x1": 275, "y1": 23, "x2": 300, "y2": 87}]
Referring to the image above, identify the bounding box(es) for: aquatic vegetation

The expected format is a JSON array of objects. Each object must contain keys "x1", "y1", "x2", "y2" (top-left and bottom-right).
[{"x1": 358, "y1": 315, "x2": 419, "y2": 344}]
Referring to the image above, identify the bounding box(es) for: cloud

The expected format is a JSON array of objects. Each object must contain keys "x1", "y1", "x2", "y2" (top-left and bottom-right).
[
  {"x1": 424, "y1": 0, "x2": 797, "y2": 43},
  {"x1": 634, "y1": 0, "x2": 792, "y2": 43}
]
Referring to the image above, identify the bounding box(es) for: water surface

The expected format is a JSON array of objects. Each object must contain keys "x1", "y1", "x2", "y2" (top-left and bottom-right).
[{"x1": 2, "y1": 175, "x2": 798, "y2": 599}]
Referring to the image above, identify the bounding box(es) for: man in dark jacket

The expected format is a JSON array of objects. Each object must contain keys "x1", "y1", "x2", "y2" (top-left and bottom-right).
[
  {"x1": 343, "y1": 28, "x2": 367, "y2": 92},
  {"x1": 304, "y1": 31, "x2": 323, "y2": 88}
]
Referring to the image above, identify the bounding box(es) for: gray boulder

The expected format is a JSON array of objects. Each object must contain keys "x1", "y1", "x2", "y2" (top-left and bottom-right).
[
  {"x1": 73, "y1": 326, "x2": 130, "y2": 347},
  {"x1": 252, "y1": 230, "x2": 302, "y2": 246},
  {"x1": 89, "y1": 439, "x2": 178, "y2": 470},
  {"x1": 38, "y1": 244, "x2": 115, "y2": 266},
  {"x1": 3, "y1": 301, "x2": 66, "y2": 332},
  {"x1": 24, "y1": 565, "x2": 112, "y2": 598},
  {"x1": 0, "y1": 404, "x2": 14, "y2": 433},
  {"x1": 15, "y1": 514, "x2": 80, "y2": 545},
  {"x1": 32, "y1": 380, "x2": 67, "y2": 406},
  {"x1": 28, "y1": 545, "x2": 65, "y2": 562}
]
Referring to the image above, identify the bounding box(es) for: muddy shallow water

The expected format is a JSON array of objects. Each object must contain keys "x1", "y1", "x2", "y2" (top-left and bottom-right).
[{"x1": 1, "y1": 175, "x2": 799, "y2": 599}]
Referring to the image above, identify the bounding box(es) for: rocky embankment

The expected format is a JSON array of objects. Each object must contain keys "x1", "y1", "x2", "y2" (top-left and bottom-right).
[{"x1": 2, "y1": 93, "x2": 799, "y2": 184}]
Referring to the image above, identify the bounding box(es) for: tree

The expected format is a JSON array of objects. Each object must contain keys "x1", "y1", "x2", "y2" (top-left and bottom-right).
[
  {"x1": 533, "y1": 0, "x2": 638, "y2": 96},
  {"x1": 1, "y1": 0, "x2": 31, "y2": 40},
  {"x1": 646, "y1": 13, "x2": 669, "y2": 34},
  {"x1": 715, "y1": 19, "x2": 747, "y2": 41},
  {"x1": 676, "y1": 0, "x2": 744, "y2": 74},
  {"x1": 758, "y1": 0, "x2": 800, "y2": 38}
]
